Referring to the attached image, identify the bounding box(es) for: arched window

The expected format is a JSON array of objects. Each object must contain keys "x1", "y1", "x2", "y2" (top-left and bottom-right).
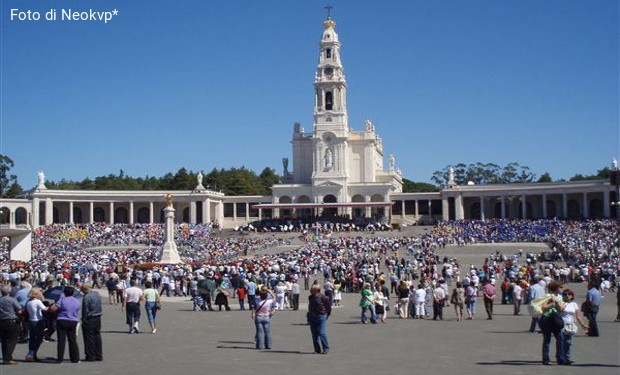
[
  {"x1": 94, "y1": 207, "x2": 106, "y2": 223},
  {"x1": 15, "y1": 208, "x2": 28, "y2": 225},
  {"x1": 137, "y1": 207, "x2": 150, "y2": 224},
  {"x1": 325, "y1": 92, "x2": 333, "y2": 110},
  {"x1": 115, "y1": 208, "x2": 128, "y2": 224}
]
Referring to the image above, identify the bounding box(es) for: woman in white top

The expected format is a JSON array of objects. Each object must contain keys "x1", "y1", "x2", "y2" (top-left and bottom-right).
[
  {"x1": 414, "y1": 284, "x2": 427, "y2": 319},
  {"x1": 559, "y1": 289, "x2": 588, "y2": 365},
  {"x1": 25, "y1": 288, "x2": 48, "y2": 361}
]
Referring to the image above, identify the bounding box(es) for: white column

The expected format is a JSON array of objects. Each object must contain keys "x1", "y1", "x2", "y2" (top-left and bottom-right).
[
  {"x1": 9, "y1": 211, "x2": 15, "y2": 228},
  {"x1": 562, "y1": 193, "x2": 568, "y2": 218},
  {"x1": 428, "y1": 200, "x2": 432, "y2": 220},
  {"x1": 190, "y1": 201, "x2": 197, "y2": 224},
  {"x1": 233, "y1": 203, "x2": 237, "y2": 221},
  {"x1": 441, "y1": 198, "x2": 449, "y2": 220},
  {"x1": 582, "y1": 192, "x2": 589, "y2": 219},
  {"x1": 218, "y1": 201, "x2": 224, "y2": 225},
  {"x1": 69, "y1": 201, "x2": 74, "y2": 224},
  {"x1": 45, "y1": 198, "x2": 53, "y2": 225},
  {"x1": 109, "y1": 202, "x2": 114, "y2": 224},
  {"x1": 500, "y1": 196, "x2": 506, "y2": 219},
  {"x1": 32, "y1": 197, "x2": 40, "y2": 228},
  {"x1": 521, "y1": 195, "x2": 527, "y2": 219},
  {"x1": 245, "y1": 203, "x2": 250, "y2": 221},
  {"x1": 401, "y1": 200, "x2": 405, "y2": 219},
  {"x1": 542, "y1": 194, "x2": 547, "y2": 219},
  {"x1": 480, "y1": 197, "x2": 485, "y2": 220},
  {"x1": 129, "y1": 202, "x2": 134, "y2": 224},
  {"x1": 89, "y1": 202, "x2": 94, "y2": 224},
  {"x1": 455, "y1": 195, "x2": 464, "y2": 220},
  {"x1": 205, "y1": 198, "x2": 211, "y2": 223},
  {"x1": 603, "y1": 190, "x2": 610, "y2": 217},
  {"x1": 149, "y1": 202, "x2": 154, "y2": 224},
  {"x1": 258, "y1": 208, "x2": 262, "y2": 221}
]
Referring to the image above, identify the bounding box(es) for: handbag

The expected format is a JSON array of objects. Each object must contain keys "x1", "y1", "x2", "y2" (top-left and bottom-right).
[
  {"x1": 563, "y1": 322, "x2": 578, "y2": 335},
  {"x1": 155, "y1": 301, "x2": 162, "y2": 310}
]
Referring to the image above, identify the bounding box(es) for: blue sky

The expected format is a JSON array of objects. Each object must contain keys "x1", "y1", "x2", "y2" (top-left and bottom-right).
[{"x1": 1, "y1": 0, "x2": 618, "y2": 189}]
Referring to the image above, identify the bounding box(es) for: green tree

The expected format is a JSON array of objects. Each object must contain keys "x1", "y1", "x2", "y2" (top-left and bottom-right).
[
  {"x1": 0, "y1": 154, "x2": 17, "y2": 198},
  {"x1": 259, "y1": 168, "x2": 280, "y2": 195},
  {"x1": 402, "y1": 178, "x2": 439, "y2": 192},
  {"x1": 537, "y1": 172, "x2": 552, "y2": 183},
  {"x1": 5, "y1": 181, "x2": 23, "y2": 198}
]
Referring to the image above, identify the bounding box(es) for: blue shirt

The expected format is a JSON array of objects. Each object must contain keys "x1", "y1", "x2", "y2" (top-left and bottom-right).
[
  {"x1": 586, "y1": 287, "x2": 601, "y2": 307},
  {"x1": 246, "y1": 281, "x2": 257, "y2": 296}
]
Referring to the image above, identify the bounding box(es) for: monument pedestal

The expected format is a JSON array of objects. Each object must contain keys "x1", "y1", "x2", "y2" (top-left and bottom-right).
[{"x1": 160, "y1": 206, "x2": 181, "y2": 264}]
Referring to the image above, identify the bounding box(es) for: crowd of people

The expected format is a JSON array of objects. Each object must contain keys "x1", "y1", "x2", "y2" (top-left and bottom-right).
[{"x1": 0, "y1": 218, "x2": 618, "y2": 365}]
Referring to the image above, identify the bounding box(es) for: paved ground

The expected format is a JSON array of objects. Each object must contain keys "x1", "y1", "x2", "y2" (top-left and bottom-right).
[{"x1": 5, "y1": 242, "x2": 619, "y2": 375}]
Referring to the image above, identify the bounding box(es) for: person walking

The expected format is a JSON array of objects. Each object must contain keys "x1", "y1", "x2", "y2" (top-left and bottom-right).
[
  {"x1": 584, "y1": 280, "x2": 601, "y2": 337},
  {"x1": 251, "y1": 287, "x2": 276, "y2": 350},
  {"x1": 51, "y1": 286, "x2": 81, "y2": 363},
  {"x1": 79, "y1": 283, "x2": 103, "y2": 361},
  {"x1": 143, "y1": 281, "x2": 160, "y2": 333},
  {"x1": 359, "y1": 283, "x2": 377, "y2": 324},
  {"x1": 307, "y1": 284, "x2": 331, "y2": 354},
  {"x1": 25, "y1": 288, "x2": 49, "y2": 362},
  {"x1": 540, "y1": 281, "x2": 566, "y2": 365},
  {"x1": 291, "y1": 279, "x2": 300, "y2": 310},
  {"x1": 465, "y1": 281, "x2": 477, "y2": 320},
  {"x1": 481, "y1": 278, "x2": 497, "y2": 320},
  {"x1": 396, "y1": 280, "x2": 410, "y2": 319},
  {"x1": 122, "y1": 279, "x2": 144, "y2": 334},
  {"x1": 559, "y1": 289, "x2": 588, "y2": 365},
  {"x1": 432, "y1": 283, "x2": 446, "y2": 320},
  {"x1": 450, "y1": 282, "x2": 465, "y2": 322},
  {"x1": 0, "y1": 285, "x2": 22, "y2": 365}
]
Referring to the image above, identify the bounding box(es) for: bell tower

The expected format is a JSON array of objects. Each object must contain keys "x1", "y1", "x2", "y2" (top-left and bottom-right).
[{"x1": 313, "y1": 15, "x2": 348, "y2": 134}]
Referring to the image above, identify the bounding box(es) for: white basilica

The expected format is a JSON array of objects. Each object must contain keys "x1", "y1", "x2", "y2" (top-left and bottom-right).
[
  {"x1": 1, "y1": 15, "x2": 618, "y2": 261},
  {"x1": 256, "y1": 17, "x2": 403, "y2": 221}
]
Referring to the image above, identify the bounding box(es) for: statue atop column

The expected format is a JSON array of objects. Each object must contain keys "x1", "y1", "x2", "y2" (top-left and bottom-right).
[
  {"x1": 160, "y1": 194, "x2": 181, "y2": 264},
  {"x1": 613, "y1": 157, "x2": 618, "y2": 170},
  {"x1": 37, "y1": 171, "x2": 47, "y2": 190},
  {"x1": 447, "y1": 166, "x2": 456, "y2": 187},
  {"x1": 195, "y1": 172, "x2": 205, "y2": 190},
  {"x1": 389, "y1": 154, "x2": 395, "y2": 171},
  {"x1": 282, "y1": 157, "x2": 289, "y2": 175}
]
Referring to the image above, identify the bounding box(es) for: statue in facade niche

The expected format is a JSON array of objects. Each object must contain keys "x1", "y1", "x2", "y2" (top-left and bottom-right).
[{"x1": 325, "y1": 148, "x2": 333, "y2": 169}]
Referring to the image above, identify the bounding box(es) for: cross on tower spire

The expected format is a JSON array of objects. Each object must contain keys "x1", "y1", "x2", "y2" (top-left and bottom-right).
[{"x1": 325, "y1": 4, "x2": 333, "y2": 18}]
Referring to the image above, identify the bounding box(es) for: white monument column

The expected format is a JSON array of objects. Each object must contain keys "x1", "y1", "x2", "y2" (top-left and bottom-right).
[
  {"x1": 441, "y1": 198, "x2": 448, "y2": 221},
  {"x1": 89, "y1": 202, "x2": 94, "y2": 224},
  {"x1": 245, "y1": 202, "x2": 250, "y2": 221},
  {"x1": 582, "y1": 192, "x2": 589, "y2": 219},
  {"x1": 480, "y1": 197, "x2": 485, "y2": 220},
  {"x1": 160, "y1": 194, "x2": 181, "y2": 264},
  {"x1": 149, "y1": 202, "x2": 154, "y2": 224},
  {"x1": 542, "y1": 194, "x2": 547, "y2": 218},
  {"x1": 401, "y1": 200, "x2": 405, "y2": 219},
  {"x1": 521, "y1": 195, "x2": 527, "y2": 219},
  {"x1": 69, "y1": 201, "x2": 74, "y2": 224},
  {"x1": 233, "y1": 203, "x2": 237, "y2": 221}
]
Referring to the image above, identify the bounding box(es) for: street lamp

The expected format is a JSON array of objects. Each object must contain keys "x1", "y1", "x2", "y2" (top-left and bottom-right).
[{"x1": 611, "y1": 158, "x2": 620, "y2": 220}]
